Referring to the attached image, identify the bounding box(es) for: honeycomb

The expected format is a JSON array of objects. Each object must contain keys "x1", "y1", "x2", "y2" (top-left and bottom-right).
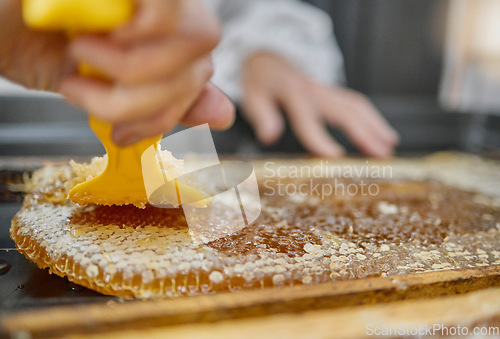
[{"x1": 10, "y1": 153, "x2": 500, "y2": 298}]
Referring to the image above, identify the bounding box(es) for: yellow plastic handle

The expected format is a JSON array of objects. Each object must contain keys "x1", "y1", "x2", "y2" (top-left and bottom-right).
[{"x1": 22, "y1": 0, "x2": 134, "y2": 32}]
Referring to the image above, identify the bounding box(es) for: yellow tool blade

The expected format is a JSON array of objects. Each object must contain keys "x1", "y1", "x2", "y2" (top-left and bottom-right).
[{"x1": 69, "y1": 118, "x2": 162, "y2": 208}]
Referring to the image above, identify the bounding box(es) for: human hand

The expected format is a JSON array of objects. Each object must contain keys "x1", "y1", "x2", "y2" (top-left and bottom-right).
[
  {"x1": 242, "y1": 52, "x2": 399, "y2": 157},
  {"x1": 0, "y1": 0, "x2": 234, "y2": 146}
]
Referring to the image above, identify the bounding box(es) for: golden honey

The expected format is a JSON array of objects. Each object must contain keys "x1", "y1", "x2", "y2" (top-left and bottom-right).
[{"x1": 10, "y1": 154, "x2": 500, "y2": 298}]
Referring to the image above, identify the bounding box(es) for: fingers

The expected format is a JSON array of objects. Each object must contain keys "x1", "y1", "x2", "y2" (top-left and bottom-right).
[
  {"x1": 242, "y1": 89, "x2": 285, "y2": 145},
  {"x1": 348, "y1": 94, "x2": 399, "y2": 145},
  {"x1": 60, "y1": 56, "x2": 214, "y2": 124},
  {"x1": 111, "y1": 0, "x2": 183, "y2": 41},
  {"x1": 69, "y1": 1, "x2": 220, "y2": 84},
  {"x1": 58, "y1": 0, "x2": 222, "y2": 145},
  {"x1": 112, "y1": 83, "x2": 234, "y2": 145},
  {"x1": 282, "y1": 87, "x2": 345, "y2": 157},
  {"x1": 69, "y1": 35, "x2": 217, "y2": 85},
  {"x1": 111, "y1": 85, "x2": 200, "y2": 145},
  {"x1": 180, "y1": 83, "x2": 235, "y2": 129},
  {"x1": 112, "y1": 0, "x2": 217, "y2": 43},
  {"x1": 316, "y1": 85, "x2": 399, "y2": 157},
  {"x1": 241, "y1": 51, "x2": 398, "y2": 157}
]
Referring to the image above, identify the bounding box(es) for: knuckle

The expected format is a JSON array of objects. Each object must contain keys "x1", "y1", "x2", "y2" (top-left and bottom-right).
[{"x1": 197, "y1": 16, "x2": 221, "y2": 51}]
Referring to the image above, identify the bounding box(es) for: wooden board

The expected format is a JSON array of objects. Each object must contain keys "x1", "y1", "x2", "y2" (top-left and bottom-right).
[
  {"x1": 2, "y1": 265, "x2": 499, "y2": 338},
  {"x1": 70, "y1": 287, "x2": 500, "y2": 339}
]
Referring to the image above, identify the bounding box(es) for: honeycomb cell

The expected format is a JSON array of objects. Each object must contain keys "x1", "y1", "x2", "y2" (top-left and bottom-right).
[{"x1": 10, "y1": 154, "x2": 500, "y2": 298}]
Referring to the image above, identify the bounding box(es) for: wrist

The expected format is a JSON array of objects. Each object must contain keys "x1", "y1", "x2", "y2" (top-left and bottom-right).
[{"x1": 244, "y1": 50, "x2": 309, "y2": 86}]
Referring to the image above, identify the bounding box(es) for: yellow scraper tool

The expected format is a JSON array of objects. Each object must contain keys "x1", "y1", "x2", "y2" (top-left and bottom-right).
[{"x1": 22, "y1": 0, "x2": 205, "y2": 208}]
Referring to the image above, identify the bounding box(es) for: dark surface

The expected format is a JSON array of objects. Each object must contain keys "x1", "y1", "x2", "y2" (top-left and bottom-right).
[
  {"x1": 0, "y1": 172, "x2": 114, "y2": 314},
  {"x1": 316, "y1": 0, "x2": 448, "y2": 96},
  {"x1": 0, "y1": 97, "x2": 104, "y2": 157}
]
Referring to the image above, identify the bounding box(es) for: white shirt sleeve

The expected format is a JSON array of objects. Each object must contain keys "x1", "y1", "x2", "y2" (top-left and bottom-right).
[{"x1": 203, "y1": 0, "x2": 345, "y2": 101}]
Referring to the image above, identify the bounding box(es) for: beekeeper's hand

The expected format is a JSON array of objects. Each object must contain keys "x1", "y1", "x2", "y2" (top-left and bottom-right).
[
  {"x1": 242, "y1": 52, "x2": 399, "y2": 157},
  {"x1": 0, "y1": 0, "x2": 234, "y2": 146}
]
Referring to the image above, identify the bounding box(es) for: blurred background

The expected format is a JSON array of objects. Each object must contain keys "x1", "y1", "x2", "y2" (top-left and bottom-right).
[{"x1": 0, "y1": 0, "x2": 499, "y2": 157}]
